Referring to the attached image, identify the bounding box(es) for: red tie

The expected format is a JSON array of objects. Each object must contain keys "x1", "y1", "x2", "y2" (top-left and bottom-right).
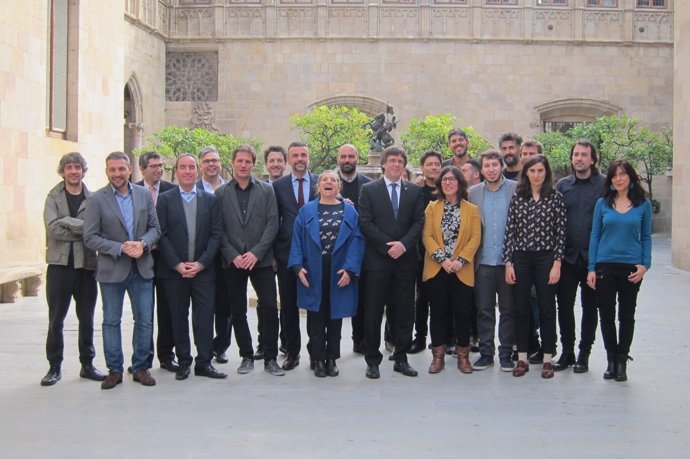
[
  {"x1": 297, "y1": 178, "x2": 305, "y2": 208},
  {"x1": 149, "y1": 186, "x2": 157, "y2": 205}
]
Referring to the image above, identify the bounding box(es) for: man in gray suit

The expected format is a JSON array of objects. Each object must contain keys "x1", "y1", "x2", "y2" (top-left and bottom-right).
[
  {"x1": 216, "y1": 145, "x2": 284, "y2": 376},
  {"x1": 84, "y1": 151, "x2": 161, "y2": 389},
  {"x1": 468, "y1": 149, "x2": 517, "y2": 372}
]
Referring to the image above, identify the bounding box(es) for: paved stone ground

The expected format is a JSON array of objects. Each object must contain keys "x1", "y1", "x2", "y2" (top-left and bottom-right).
[{"x1": 1, "y1": 235, "x2": 689, "y2": 458}]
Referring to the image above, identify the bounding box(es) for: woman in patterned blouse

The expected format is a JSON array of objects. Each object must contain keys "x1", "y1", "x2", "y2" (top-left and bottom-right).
[
  {"x1": 503, "y1": 155, "x2": 566, "y2": 379},
  {"x1": 422, "y1": 166, "x2": 481, "y2": 374}
]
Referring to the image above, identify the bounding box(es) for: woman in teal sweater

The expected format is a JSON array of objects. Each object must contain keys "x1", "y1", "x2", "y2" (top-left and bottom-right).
[{"x1": 587, "y1": 160, "x2": 652, "y2": 382}]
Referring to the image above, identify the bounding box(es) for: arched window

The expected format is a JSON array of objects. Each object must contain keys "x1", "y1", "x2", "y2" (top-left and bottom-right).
[
  {"x1": 535, "y1": 98, "x2": 622, "y2": 133},
  {"x1": 310, "y1": 95, "x2": 390, "y2": 117}
]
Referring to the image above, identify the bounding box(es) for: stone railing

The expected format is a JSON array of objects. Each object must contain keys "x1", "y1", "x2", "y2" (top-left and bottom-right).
[{"x1": 125, "y1": 0, "x2": 672, "y2": 43}]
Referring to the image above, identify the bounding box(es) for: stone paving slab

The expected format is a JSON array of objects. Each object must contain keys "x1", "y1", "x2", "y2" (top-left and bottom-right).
[{"x1": 1, "y1": 235, "x2": 689, "y2": 458}]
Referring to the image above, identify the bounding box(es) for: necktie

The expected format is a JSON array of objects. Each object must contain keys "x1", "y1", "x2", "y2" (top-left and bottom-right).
[
  {"x1": 390, "y1": 183, "x2": 399, "y2": 219},
  {"x1": 149, "y1": 186, "x2": 157, "y2": 205},
  {"x1": 297, "y1": 178, "x2": 305, "y2": 208}
]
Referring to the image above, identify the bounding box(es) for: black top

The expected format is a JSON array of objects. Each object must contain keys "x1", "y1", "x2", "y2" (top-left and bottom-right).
[
  {"x1": 65, "y1": 188, "x2": 86, "y2": 267},
  {"x1": 318, "y1": 202, "x2": 344, "y2": 256},
  {"x1": 234, "y1": 180, "x2": 253, "y2": 224},
  {"x1": 503, "y1": 170, "x2": 520, "y2": 181}
]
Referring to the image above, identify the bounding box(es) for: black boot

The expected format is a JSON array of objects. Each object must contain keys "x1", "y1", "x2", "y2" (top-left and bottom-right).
[
  {"x1": 615, "y1": 353, "x2": 632, "y2": 382},
  {"x1": 314, "y1": 360, "x2": 328, "y2": 378},
  {"x1": 40, "y1": 366, "x2": 61, "y2": 386},
  {"x1": 573, "y1": 352, "x2": 590, "y2": 374},
  {"x1": 554, "y1": 351, "x2": 576, "y2": 371},
  {"x1": 603, "y1": 352, "x2": 616, "y2": 380}
]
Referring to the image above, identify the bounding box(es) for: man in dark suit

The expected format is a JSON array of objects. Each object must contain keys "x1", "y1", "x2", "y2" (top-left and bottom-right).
[
  {"x1": 272, "y1": 141, "x2": 318, "y2": 370},
  {"x1": 136, "y1": 151, "x2": 178, "y2": 373},
  {"x1": 335, "y1": 143, "x2": 371, "y2": 354},
  {"x1": 155, "y1": 154, "x2": 226, "y2": 380},
  {"x1": 216, "y1": 145, "x2": 284, "y2": 376},
  {"x1": 359, "y1": 146, "x2": 425, "y2": 379},
  {"x1": 84, "y1": 151, "x2": 161, "y2": 389}
]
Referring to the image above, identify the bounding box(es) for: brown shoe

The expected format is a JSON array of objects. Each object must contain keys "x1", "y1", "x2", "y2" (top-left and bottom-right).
[
  {"x1": 133, "y1": 369, "x2": 156, "y2": 386},
  {"x1": 456, "y1": 346, "x2": 473, "y2": 374},
  {"x1": 542, "y1": 361, "x2": 555, "y2": 379},
  {"x1": 100, "y1": 371, "x2": 123, "y2": 390},
  {"x1": 512, "y1": 360, "x2": 529, "y2": 377},
  {"x1": 428, "y1": 345, "x2": 446, "y2": 374}
]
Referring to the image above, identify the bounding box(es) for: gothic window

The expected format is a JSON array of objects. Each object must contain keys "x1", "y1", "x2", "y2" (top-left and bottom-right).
[
  {"x1": 586, "y1": 0, "x2": 617, "y2": 6},
  {"x1": 166, "y1": 52, "x2": 218, "y2": 102},
  {"x1": 179, "y1": 0, "x2": 213, "y2": 5},
  {"x1": 486, "y1": 0, "x2": 518, "y2": 4},
  {"x1": 636, "y1": 0, "x2": 667, "y2": 8},
  {"x1": 536, "y1": 0, "x2": 567, "y2": 5}
]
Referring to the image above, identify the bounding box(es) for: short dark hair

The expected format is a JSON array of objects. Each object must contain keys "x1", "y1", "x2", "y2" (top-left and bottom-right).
[
  {"x1": 435, "y1": 166, "x2": 468, "y2": 202},
  {"x1": 138, "y1": 151, "x2": 161, "y2": 170},
  {"x1": 521, "y1": 139, "x2": 543, "y2": 155},
  {"x1": 464, "y1": 158, "x2": 482, "y2": 178},
  {"x1": 516, "y1": 154, "x2": 555, "y2": 199},
  {"x1": 263, "y1": 145, "x2": 286, "y2": 163},
  {"x1": 570, "y1": 139, "x2": 599, "y2": 174},
  {"x1": 287, "y1": 141, "x2": 307, "y2": 152},
  {"x1": 420, "y1": 150, "x2": 443, "y2": 167},
  {"x1": 447, "y1": 129, "x2": 468, "y2": 142},
  {"x1": 603, "y1": 159, "x2": 647, "y2": 208},
  {"x1": 498, "y1": 132, "x2": 523, "y2": 148},
  {"x1": 105, "y1": 151, "x2": 130, "y2": 165},
  {"x1": 381, "y1": 146, "x2": 408, "y2": 168},
  {"x1": 479, "y1": 148, "x2": 504, "y2": 168},
  {"x1": 57, "y1": 152, "x2": 88, "y2": 175},
  {"x1": 232, "y1": 144, "x2": 256, "y2": 163}
]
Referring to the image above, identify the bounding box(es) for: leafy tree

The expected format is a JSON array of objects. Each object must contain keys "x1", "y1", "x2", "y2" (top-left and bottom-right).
[
  {"x1": 400, "y1": 114, "x2": 491, "y2": 166},
  {"x1": 289, "y1": 105, "x2": 370, "y2": 172},
  {"x1": 136, "y1": 126, "x2": 262, "y2": 180}
]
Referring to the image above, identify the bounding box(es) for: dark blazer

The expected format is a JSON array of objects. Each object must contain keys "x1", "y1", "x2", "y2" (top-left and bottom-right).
[
  {"x1": 84, "y1": 183, "x2": 160, "y2": 282},
  {"x1": 215, "y1": 178, "x2": 279, "y2": 270},
  {"x1": 272, "y1": 172, "x2": 318, "y2": 264},
  {"x1": 358, "y1": 178, "x2": 425, "y2": 271},
  {"x1": 155, "y1": 187, "x2": 222, "y2": 281}
]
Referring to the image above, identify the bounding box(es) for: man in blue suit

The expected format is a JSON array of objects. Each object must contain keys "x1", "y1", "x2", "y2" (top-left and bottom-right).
[{"x1": 84, "y1": 151, "x2": 161, "y2": 389}]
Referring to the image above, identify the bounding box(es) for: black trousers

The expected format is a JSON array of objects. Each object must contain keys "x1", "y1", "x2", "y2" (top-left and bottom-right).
[
  {"x1": 45, "y1": 265, "x2": 98, "y2": 366},
  {"x1": 277, "y1": 262, "x2": 302, "y2": 357},
  {"x1": 225, "y1": 266, "x2": 279, "y2": 360},
  {"x1": 363, "y1": 268, "x2": 415, "y2": 365},
  {"x1": 212, "y1": 255, "x2": 232, "y2": 355},
  {"x1": 307, "y1": 261, "x2": 343, "y2": 361},
  {"x1": 513, "y1": 251, "x2": 558, "y2": 355},
  {"x1": 556, "y1": 257, "x2": 598, "y2": 355},
  {"x1": 595, "y1": 263, "x2": 642, "y2": 355},
  {"x1": 426, "y1": 270, "x2": 473, "y2": 347}
]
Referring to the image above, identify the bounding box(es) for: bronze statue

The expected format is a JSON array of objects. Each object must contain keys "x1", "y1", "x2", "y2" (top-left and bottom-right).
[{"x1": 362, "y1": 105, "x2": 397, "y2": 152}]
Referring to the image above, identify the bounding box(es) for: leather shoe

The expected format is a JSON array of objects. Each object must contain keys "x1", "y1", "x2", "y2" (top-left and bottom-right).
[
  {"x1": 80, "y1": 364, "x2": 106, "y2": 382},
  {"x1": 553, "y1": 352, "x2": 575, "y2": 372},
  {"x1": 393, "y1": 361, "x2": 418, "y2": 377},
  {"x1": 175, "y1": 366, "x2": 191, "y2": 380},
  {"x1": 573, "y1": 353, "x2": 590, "y2": 374},
  {"x1": 512, "y1": 360, "x2": 529, "y2": 377},
  {"x1": 194, "y1": 364, "x2": 228, "y2": 379},
  {"x1": 314, "y1": 360, "x2": 328, "y2": 378},
  {"x1": 408, "y1": 339, "x2": 426, "y2": 354},
  {"x1": 133, "y1": 369, "x2": 156, "y2": 386},
  {"x1": 542, "y1": 361, "x2": 555, "y2": 379},
  {"x1": 214, "y1": 351, "x2": 229, "y2": 364},
  {"x1": 282, "y1": 354, "x2": 300, "y2": 371},
  {"x1": 326, "y1": 359, "x2": 339, "y2": 377},
  {"x1": 160, "y1": 360, "x2": 180, "y2": 373},
  {"x1": 253, "y1": 346, "x2": 265, "y2": 361},
  {"x1": 40, "y1": 367, "x2": 61, "y2": 386},
  {"x1": 101, "y1": 371, "x2": 123, "y2": 390},
  {"x1": 365, "y1": 364, "x2": 380, "y2": 379}
]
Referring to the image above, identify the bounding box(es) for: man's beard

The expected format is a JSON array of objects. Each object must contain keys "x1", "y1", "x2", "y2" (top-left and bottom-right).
[
  {"x1": 340, "y1": 164, "x2": 356, "y2": 174},
  {"x1": 454, "y1": 149, "x2": 467, "y2": 157},
  {"x1": 504, "y1": 154, "x2": 518, "y2": 167}
]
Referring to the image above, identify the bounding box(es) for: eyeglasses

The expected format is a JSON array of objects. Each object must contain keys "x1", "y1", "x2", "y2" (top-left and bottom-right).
[
  {"x1": 146, "y1": 164, "x2": 164, "y2": 169},
  {"x1": 441, "y1": 177, "x2": 457, "y2": 183},
  {"x1": 202, "y1": 158, "x2": 220, "y2": 164}
]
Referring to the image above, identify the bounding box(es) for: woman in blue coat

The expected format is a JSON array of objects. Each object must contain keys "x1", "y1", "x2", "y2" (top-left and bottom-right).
[{"x1": 288, "y1": 171, "x2": 365, "y2": 377}]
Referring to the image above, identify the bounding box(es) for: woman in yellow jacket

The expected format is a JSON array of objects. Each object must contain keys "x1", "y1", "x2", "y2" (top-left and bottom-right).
[{"x1": 422, "y1": 165, "x2": 481, "y2": 374}]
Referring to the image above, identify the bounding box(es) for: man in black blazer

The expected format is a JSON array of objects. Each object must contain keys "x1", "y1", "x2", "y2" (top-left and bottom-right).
[
  {"x1": 272, "y1": 141, "x2": 318, "y2": 370},
  {"x1": 155, "y1": 154, "x2": 226, "y2": 380},
  {"x1": 359, "y1": 146, "x2": 425, "y2": 379},
  {"x1": 136, "y1": 152, "x2": 178, "y2": 373}
]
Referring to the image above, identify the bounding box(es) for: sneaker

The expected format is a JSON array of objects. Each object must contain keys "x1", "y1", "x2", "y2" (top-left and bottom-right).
[
  {"x1": 264, "y1": 359, "x2": 285, "y2": 376},
  {"x1": 472, "y1": 354, "x2": 494, "y2": 370},
  {"x1": 499, "y1": 356, "x2": 515, "y2": 372},
  {"x1": 237, "y1": 357, "x2": 254, "y2": 374}
]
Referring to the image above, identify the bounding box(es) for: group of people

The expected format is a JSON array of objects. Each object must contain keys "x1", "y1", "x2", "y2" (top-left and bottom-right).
[{"x1": 40, "y1": 128, "x2": 652, "y2": 389}]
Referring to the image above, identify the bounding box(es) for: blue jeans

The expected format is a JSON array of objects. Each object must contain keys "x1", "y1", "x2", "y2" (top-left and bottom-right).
[{"x1": 100, "y1": 267, "x2": 154, "y2": 373}]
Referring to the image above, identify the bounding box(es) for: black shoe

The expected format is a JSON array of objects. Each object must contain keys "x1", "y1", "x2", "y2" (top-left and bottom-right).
[
  {"x1": 528, "y1": 349, "x2": 544, "y2": 364},
  {"x1": 393, "y1": 361, "x2": 418, "y2": 377},
  {"x1": 366, "y1": 364, "x2": 380, "y2": 379},
  {"x1": 353, "y1": 342, "x2": 364, "y2": 355},
  {"x1": 604, "y1": 353, "x2": 616, "y2": 380},
  {"x1": 408, "y1": 339, "x2": 426, "y2": 354},
  {"x1": 553, "y1": 352, "x2": 576, "y2": 372},
  {"x1": 573, "y1": 353, "x2": 590, "y2": 374},
  {"x1": 282, "y1": 354, "x2": 300, "y2": 371},
  {"x1": 326, "y1": 359, "x2": 339, "y2": 377},
  {"x1": 615, "y1": 354, "x2": 631, "y2": 382},
  {"x1": 160, "y1": 360, "x2": 180, "y2": 373},
  {"x1": 194, "y1": 364, "x2": 228, "y2": 379},
  {"x1": 253, "y1": 346, "x2": 265, "y2": 361},
  {"x1": 80, "y1": 364, "x2": 106, "y2": 381},
  {"x1": 175, "y1": 366, "x2": 191, "y2": 380},
  {"x1": 214, "y1": 351, "x2": 229, "y2": 364},
  {"x1": 314, "y1": 361, "x2": 328, "y2": 378},
  {"x1": 40, "y1": 367, "x2": 61, "y2": 386}
]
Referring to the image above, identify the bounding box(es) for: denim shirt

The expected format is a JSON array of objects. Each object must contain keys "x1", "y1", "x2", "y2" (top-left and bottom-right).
[{"x1": 478, "y1": 183, "x2": 509, "y2": 266}]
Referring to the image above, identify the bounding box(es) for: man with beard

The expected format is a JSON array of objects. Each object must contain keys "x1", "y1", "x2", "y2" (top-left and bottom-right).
[
  {"x1": 442, "y1": 129, "x2": 470, "y2": 168},
  {"x1": 336, "y1": 144, "x2": 372, "y2": 354},
  {"x1": 499, "y1": 133, "x2": 523, "y2": 181}
]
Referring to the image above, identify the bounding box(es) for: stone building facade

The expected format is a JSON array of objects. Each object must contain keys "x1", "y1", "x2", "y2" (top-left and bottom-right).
[{"x1": 0, "y1": 0, "x2": 681, "y2": 274}]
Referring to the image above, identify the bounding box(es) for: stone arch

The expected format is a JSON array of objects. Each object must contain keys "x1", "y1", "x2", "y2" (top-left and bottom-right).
[
  {"x1": 124, "y1": 73, "x2": 145, "y2": 181},
  {"x1": 535, "y1": 98, "x2": 623, "y2": 131},
  {"x1": 309, "y1": 95, "x2": 390, "y2": 117}
]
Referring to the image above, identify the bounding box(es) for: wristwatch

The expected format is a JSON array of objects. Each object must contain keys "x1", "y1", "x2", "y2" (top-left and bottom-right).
[{"x1": 140, "y1": 240, "x2": 149, "y2": 252}]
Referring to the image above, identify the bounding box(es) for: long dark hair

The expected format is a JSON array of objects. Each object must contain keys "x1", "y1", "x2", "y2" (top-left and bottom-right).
[
  {"x1": 516, "y1": 154, "x2": 554, "y2": 199},
  {"x1": 435, "y1": 166, "x2": 468, "y2": 202},
  {"x1": 603, "y1": 159, "x2": 647, "y2": 208}
]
